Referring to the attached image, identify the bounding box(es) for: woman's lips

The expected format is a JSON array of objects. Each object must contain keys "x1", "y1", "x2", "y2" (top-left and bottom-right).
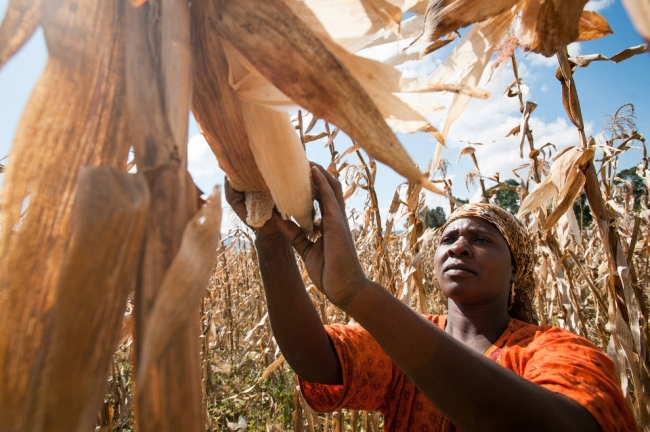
[{"x1": 443, "y1": 263, "x2": 476, "y2": 275}]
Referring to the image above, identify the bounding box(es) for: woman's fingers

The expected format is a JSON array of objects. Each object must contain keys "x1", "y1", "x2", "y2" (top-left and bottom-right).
[
  {"x1": 275, "y1": 213, "x2": 314, "y2": 259},
  {"x1": 224, "y1": 176, "x2": 248, "y2": 220},
  {"x1": 310, "y1": 166, "x2": 347, "y2": 223},
  {"x1": 310, "y1": 163, "x2": 346, "y2": 211}
]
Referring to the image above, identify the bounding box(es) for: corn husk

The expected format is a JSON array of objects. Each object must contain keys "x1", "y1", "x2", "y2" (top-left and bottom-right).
[
  {"x1": 222, "y1": 42, "x2": 315, "y2": 231},
  {"x1": 190, "y1": 0, "x2": 267, "y2": 193},
  {"x1": 0, "y1": 2, "x2": 128, "y2": 430},
  {"x1": 41, "y1": 168, "x2": 150, "y2": 432},
  {"x1": 214, "y1": 0, "x2": 438, "y2": 195}
]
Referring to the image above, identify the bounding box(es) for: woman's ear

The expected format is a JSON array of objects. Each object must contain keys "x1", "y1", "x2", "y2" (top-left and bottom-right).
[{"x1": 510, "y1": 271, "x2": 518, "y2": 285}]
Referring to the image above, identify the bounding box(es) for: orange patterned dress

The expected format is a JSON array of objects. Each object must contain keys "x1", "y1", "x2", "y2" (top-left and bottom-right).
[{"x1": 299, "y1": 315, "x2": 637, "y2": 432}]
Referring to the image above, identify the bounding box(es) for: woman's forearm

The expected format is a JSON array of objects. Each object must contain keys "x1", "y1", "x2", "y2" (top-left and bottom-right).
[
  {"x1": 344, "y1": 281, "x2": 599, "y2": 432},
  {"x1": 255, "y1": 231, "x2": 342, "y2": 384}
]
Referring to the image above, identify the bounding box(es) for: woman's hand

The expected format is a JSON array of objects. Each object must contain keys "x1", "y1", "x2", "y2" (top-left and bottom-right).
[
  {"x1": 223, "y1": 176, "x2": 281, "y2": 239},
  {"x1": 277, "y1": 164, "x2": 371, "y2": 309}
]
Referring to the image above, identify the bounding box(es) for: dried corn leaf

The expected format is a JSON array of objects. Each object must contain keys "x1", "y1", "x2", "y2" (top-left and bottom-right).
[
  {"x1": 421, "y1": 31, "x2": 459, "y2": 57},
  {"x1": 42, "y1": 168, "x2": 150, "y2": 432},
  {"x1": 325, "y1": 41, "x2": 444, "y2": 143},
  {"x1": 556, "y1": 49, "x2": 583, "y2": 131},
  {"x1": 519, "y1": 0, "x2": 589, "y2": 57},
  {"x1": 0, "y1": 0, "x2": 41, "y2": 69},
  {"x1": 0, "y1": 2, "x2": 128, "y2": 429},
  {"x1": 419, "y1": 0, "x2": 520, "y2": 43},
  {"x1": 138, "y1": 186, "x2": 222, "y2": 386},
  {"x1": 125, "y1": 2, "x2": 204, "y2": 432},
  {"x1": 214, "y1": 0, "x2": 438, "y2": 194},
  {"x1": 456, "y1": 146, "x2": 475, "y2": 164},
  {"x1": 518, "y1": 101, "x2": 537, "y2": 158},
  {"x1": 190, "y1": 1, "x2": 267, "y2": 192},
  {"x1": 281, "y1": 0, "x2": 395, "y2": 52},
  {"x1": 362, "y1": 14, "x2": 424, "y2": 50},
  {"x1": 621, "y1": 0, "x2": 650, "y2": 42},
  {"x1": 428, "y1": 9, "x2": 515, "y2": 141},
  {"x1": 125, "y1": 0, "x2": 191, "y2": 169},
  {"x1": 576, "y1": 10, "x2": 613, "y2": 42},
  {"x1": 134, "y1": 165, "x2": 204, "y2": 432},
  {"x1": 569, "y1": 43, "x2": 650, "y2": 67},
  {"x1": 259, "y1": 355, "x2": 286, "y2": 382},
  {"x1": 518, "y1": 146, "x2": 595, "y2": 231}
]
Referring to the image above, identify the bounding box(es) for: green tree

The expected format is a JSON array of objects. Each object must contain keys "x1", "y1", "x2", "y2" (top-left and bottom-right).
[
  {"x1": 572, "y1": 193, "x2": 593, "y2": 229},
  {"x1": 617, "y1": 166, "x2": 648, "y2": 211},
  {"x1": 488, "y1": 179, "x2": 520, "y2": 215},
  {"x1": 424, "y1": 206, "x2": 447, "y2": 229}
]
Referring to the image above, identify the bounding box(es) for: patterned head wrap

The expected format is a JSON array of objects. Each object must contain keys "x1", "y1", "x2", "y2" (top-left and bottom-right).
[{"x1": 439, "y1": 203, "x2": 538, "y2": 324}]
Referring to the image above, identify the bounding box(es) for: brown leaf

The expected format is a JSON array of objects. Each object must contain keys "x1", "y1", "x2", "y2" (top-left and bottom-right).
[
  {"x1": 213, "y1": 0, "x2": 439, "y2": 194},
  {"x1": 281, "y1": 0, "x2": 396, "y2": 52},
  {"x1": 125, "y1": 2, "x2": 204, "y2": 431},
  {"x1": 134, "y1": 164, "x2": 204, "y2": 432},
  {"x1": 518, "y1": 146, "x2": 595, "y2": 231},
  {"x1": 506, "y1": 125, "x2": 521, "y2": 137},
  {"x1": 137, "y1": 186, "x2": 222, "y2": 387},
  {"x1": 577, "y1": 10, "x2": 613, "y2": 41},
  {"x1": 518, "y1": 101, "x2": 537, "y2": 158},
  {"x1": 456, "y1": 146, "x2": 475, "y2": 164},
  {"x1": 42, "y1": 168, "x2": 150, "y2": 432},
  {"x1": 0, "y1": 3, "x2": 128, "y2": 428},
  {"x1": 125, "y1": 0, "x2": 191, "y2": 169},
  {"x1": 419, "y1": 0, "x2": 521, "y2": 43},
  {"x1": 519, "y1": 0, "x2": 589, "y2": 57},
  {"x1": 421, "y1": 31, "x2": 458, "y2": 57},
  {"x1": 0, "y1": 0, "x2": 41, "y2": 69},
  {"x1": 190, "y1": 0, "x2": 267, "y2": 193},
  {"x1": 569, "y1": 43, "x2": 650, "y2": 67},
  {"x1": 556, "y1": 50, "x2": 583, "y2": 130}
]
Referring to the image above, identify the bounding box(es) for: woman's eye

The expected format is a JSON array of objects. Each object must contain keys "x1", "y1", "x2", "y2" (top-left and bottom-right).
[
  {"x1": 441, "y1": 237, "x2": 454, "y2": 244},
  {"x1": 475, "y1": 237, "x2": 490, "y2": 243}
]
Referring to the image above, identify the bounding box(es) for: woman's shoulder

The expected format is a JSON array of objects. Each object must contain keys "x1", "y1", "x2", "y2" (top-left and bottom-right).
[{"x1": 501, "y1": 318, "x2": 603, "y2": 355}]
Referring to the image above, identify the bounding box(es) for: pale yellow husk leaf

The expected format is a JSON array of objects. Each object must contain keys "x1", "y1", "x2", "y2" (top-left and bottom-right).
[{"x1": 223, "y1": 41, "x2": 314, "y2": 232}]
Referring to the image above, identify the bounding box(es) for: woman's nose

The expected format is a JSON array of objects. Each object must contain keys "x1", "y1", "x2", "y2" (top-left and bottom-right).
[{"x1": 447, "y1": 238, "x2": 472, "y2": 257}]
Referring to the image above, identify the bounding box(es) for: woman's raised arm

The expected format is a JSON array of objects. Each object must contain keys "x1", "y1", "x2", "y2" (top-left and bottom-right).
[
  {"x1": 224, "y1": 179, "x2": 342, "y2": 384},
  {"x1": 278, "y1": 166, "x2": 603, "y2": 432}
]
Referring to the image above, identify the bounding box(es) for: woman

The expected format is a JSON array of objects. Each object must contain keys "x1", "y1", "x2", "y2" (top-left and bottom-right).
[{"x1": 225, "y1": 165, "x2": 636, "y2": 431}]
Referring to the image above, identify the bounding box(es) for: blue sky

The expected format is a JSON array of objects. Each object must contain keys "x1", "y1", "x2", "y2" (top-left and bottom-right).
[{"x1": 1, "y1": 0, "x2": 648, "y2": 230}]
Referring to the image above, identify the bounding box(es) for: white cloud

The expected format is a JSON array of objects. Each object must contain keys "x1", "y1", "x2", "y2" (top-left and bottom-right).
[
  {"x1": 424, "y1": 60, "x2": 592, "y2": 203},
  {"x1": 585, "y1": 0, "x2": 615, "y2": 12},
  {"x1": 525, "y1": 42, "x2": 582, "y2": 68}
]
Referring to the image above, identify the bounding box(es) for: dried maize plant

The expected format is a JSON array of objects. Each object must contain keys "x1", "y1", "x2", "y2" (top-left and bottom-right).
[
  {"x1": 2, "y1": 0, "x2": 650, "y2": 431},
  {"x1": 505, "y1": 41, "x2": 650, "y2": 426}
]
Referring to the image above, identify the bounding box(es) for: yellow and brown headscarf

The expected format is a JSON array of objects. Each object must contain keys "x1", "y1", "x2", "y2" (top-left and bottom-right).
[{"x1": 440, "y1": 203, "x2": 538, "y2": 325}]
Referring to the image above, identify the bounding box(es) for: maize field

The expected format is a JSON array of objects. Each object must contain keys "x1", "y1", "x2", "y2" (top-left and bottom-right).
[{"x1": 0, "y1": 0, "x2": 649, "y2": 431}]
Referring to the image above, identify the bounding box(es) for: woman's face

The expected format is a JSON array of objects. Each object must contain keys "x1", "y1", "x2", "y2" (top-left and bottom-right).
[{"x1": 434, "y1": 216, "x2": 517, "y2": 307}]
